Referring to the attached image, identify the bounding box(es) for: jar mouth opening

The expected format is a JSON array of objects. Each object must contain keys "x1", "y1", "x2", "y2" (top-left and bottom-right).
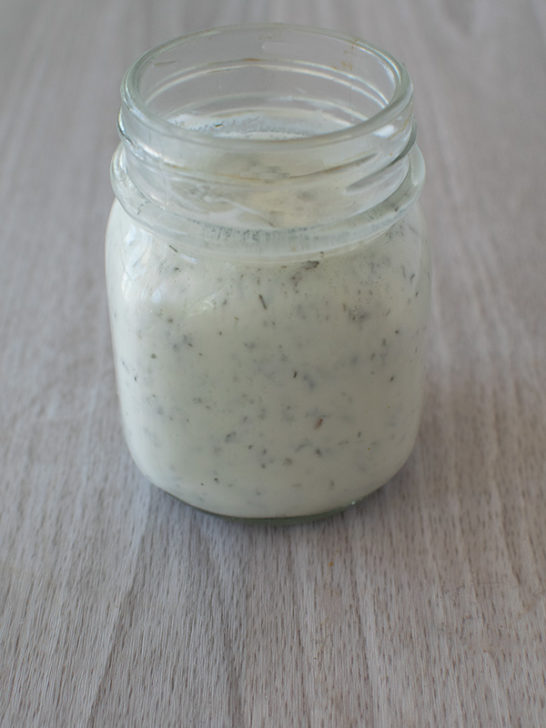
[
  {"x1": 122, "y1": 23, "x2": 412, "y2": 150},
  {"x1": 113, "y1": 24, "x2": 423, "y2": 253}
]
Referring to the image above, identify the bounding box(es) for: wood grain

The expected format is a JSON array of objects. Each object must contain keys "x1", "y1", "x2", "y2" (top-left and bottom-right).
[{"x1": 1, "y1": 0, "x2": 545, "y2": 725}]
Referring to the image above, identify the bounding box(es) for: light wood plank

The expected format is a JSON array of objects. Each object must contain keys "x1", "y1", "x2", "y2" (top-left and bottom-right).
[{"x1": 1, "y1": 0, "x2": 545, "y2": 725}]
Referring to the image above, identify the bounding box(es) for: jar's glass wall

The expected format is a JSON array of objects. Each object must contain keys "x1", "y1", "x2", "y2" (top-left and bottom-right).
[{"x1": 106, "y1": 25, "x2": 430, "y2": 520}]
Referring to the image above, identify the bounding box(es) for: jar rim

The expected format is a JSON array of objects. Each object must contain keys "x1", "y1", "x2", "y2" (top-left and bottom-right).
[{"x1": 122, "y1": 23, "x2": 412, "y2": 151}]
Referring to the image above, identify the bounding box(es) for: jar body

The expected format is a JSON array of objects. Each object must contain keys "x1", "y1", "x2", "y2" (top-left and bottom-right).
[{"x1": 106, "y1": 199, "x2": 430, "y2": 519}]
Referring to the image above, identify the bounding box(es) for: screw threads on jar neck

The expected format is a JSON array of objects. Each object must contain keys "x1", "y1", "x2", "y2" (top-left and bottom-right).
[{"x1": 112, "y1": 24, "x2": 424, "y2": 256}]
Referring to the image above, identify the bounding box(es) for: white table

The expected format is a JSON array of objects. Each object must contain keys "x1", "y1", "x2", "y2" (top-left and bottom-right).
[{"x1": 2, "y1": 0, "x2": 545, "y2": 724}]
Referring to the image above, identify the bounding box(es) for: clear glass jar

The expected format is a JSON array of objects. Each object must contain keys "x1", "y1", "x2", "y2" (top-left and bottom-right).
[{"x1": 106, "y1": 24, "x2": 430, "y2": 521}]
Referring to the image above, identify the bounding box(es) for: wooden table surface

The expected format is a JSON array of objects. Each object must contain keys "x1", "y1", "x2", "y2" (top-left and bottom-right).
[{"x1": 2, "y1": 0, "x2": 545, "y2": 725}]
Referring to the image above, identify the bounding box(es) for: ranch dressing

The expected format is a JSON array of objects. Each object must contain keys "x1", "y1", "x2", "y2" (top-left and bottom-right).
[{"x1": 106, "y1": 201, "x2": 429, "y2": 518}]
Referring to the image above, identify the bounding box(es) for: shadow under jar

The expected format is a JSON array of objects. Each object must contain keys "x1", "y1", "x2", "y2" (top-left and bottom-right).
[{"x1": 106, "y1": 24, "x2": 430, "y2": 522}]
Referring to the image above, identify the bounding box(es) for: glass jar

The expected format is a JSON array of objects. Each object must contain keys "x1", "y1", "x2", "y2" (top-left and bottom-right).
[{"x1": 106, "y1": 24, "x2": 430, "y2": 521}]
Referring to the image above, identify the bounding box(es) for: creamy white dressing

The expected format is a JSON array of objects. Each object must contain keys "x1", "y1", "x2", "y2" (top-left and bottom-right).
[{"x1": 106, "y1": 198, "x2": 429, "y2": 518}]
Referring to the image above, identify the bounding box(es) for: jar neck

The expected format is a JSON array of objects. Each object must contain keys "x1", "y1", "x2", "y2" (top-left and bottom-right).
[{"x1": 111, "y1": 24, "x2": 425, "y2": 256}]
